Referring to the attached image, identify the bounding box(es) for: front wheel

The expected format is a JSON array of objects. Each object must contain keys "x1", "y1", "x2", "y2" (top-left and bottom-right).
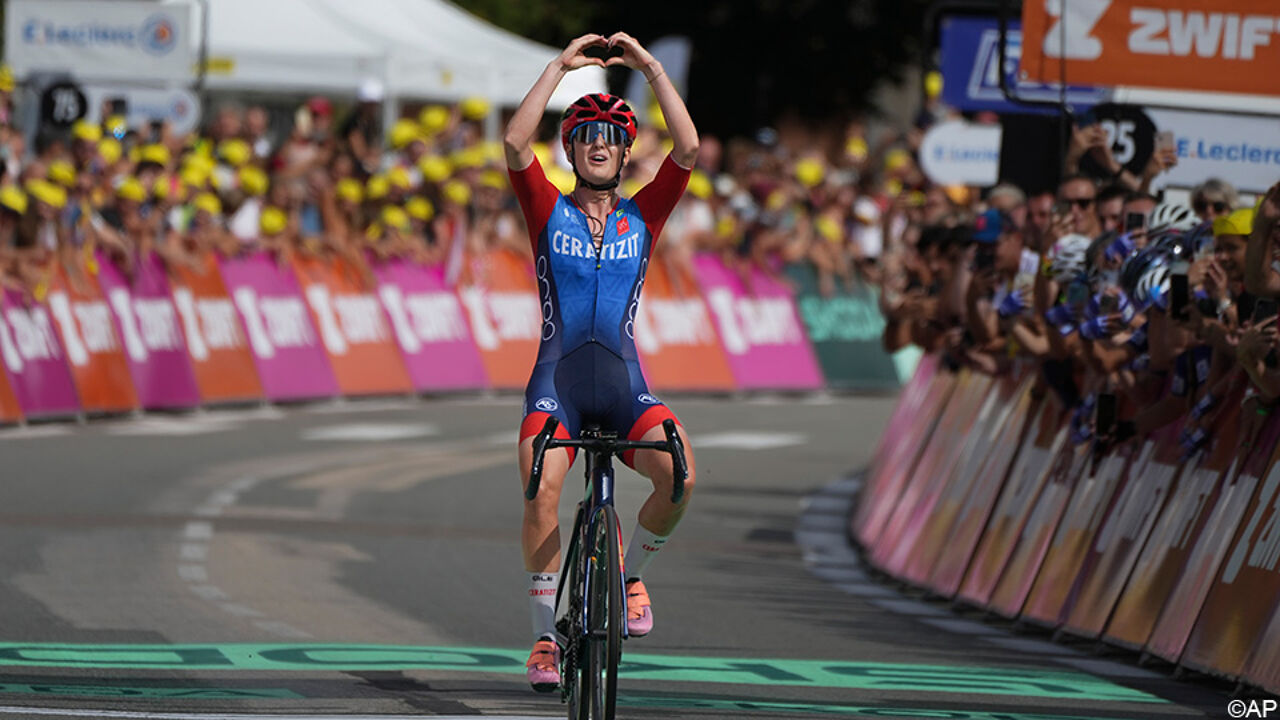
[{"x1": 580, "y1": 505, "x2": 622, "y2": 720}]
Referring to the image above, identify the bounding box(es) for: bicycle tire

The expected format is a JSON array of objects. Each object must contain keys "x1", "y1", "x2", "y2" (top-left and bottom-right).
[{"x1": 582, "y1": 505, "x2": 622, "y2": 720}]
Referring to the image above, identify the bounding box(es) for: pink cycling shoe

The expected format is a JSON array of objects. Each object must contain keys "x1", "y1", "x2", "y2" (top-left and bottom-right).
[
  {"x1": 526, "y1": 638, "x2": 561, "y2": 692},
  {"x1": 626, "y1": 579, "x2": 654, "y2": 637}
]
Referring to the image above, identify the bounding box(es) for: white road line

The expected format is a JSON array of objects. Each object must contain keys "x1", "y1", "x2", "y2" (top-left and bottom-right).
[
  {"x1": 0, "y1": 709, "x2": 551, "y2": 720},
  {"x1": 184, "y1": 522, "x2": 214, "y2": 540},
  {"x1": 300, "y1": 423, "x2": 438, "y2": 442},
  {"x1": 696, "y1": 431, "x2": 807, "y2": 449},
  {"x1": 179, "y1": 543, "x2": 208, "y2": 561},
  {"x1": 218, "y1": 603, "x2": 264, "y2": 618},
  {"x1": 188, "y1": 584, "x2": 227, "y2": 601}
]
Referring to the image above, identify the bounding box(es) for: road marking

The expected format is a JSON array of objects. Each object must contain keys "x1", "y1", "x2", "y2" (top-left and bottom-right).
[
  {"x1": 0, "y1": 644, "x2": 1164, "y2": 702},
  {"x1": 104, "y1": 419, "x2": 237, "y2": 436},
  {"x1": 0, "y1": 685, "x2": 302, "y2": 700},
  {"x1": 299, "y1": 423, "x2": 438, "y2": 442},
  {"x1": 696, "y1": 431, "x2": 807, "y2": 449},
  {"x1": 0, "y1": 425, "x2": 73, "y2": 440},
  {"x1": 619, "y1": 693, "x2": 1149, "y2": 719}
]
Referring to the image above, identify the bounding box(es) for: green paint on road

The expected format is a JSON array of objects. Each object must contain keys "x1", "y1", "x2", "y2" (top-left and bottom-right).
[
  {"x1": 0, "y1": 683, "x2": 301, "y2": 699},
  {"x1": 0, "y1": 644, "x2": 1162, "y2": 703},
  {"x1": 620, "y1": 693, "x2": 1152, "y2": 719}
]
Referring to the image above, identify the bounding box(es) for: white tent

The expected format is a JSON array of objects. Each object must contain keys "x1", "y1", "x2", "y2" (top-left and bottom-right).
[{"x1": 195, "y1": 0, "x2": 606, "y2": 110}]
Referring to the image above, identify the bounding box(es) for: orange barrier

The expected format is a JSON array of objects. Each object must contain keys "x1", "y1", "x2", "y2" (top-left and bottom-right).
[
  {"x1": 170, "y1": 253, "x2": 264, "y2": 403},
  {"x1": 455, "y1": 248, "x2": 541, "y2": 389},
  {"x1": 0, "y1": 365, "x2": 19, "y2": 423},
  {"x1": 46, "y1": 257, "x2": 138, "y2": 413},
  {"x1": 634, "y1": 259, "x2": 736, "y2": 392},
  {"x1": 1104, "y1": 385, "x2": 1247, "y2": 650},
  {"x1": 929, "y1": 374, "x2": 1040, "y2": 596},
  {"x1": 292, "y1": 253, "x2": 413, "y2": 396}
]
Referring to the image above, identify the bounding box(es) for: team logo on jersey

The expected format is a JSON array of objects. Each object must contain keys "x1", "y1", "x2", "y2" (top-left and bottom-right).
[
  {"x1": 535, "y1": 397, "x2": 559, "y2": 412},
  {"x1": 637, "y1": 393, "x2": 660, "y2": 405},
  {"x1": 617, "y1": 215, "x2": 630, "y2": 234}
]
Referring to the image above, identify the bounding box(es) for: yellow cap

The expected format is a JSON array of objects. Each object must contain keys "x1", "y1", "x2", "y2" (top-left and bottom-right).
[
  {"x1": 925, "y1": 70, "x2": 944, "y2": 99},
  {"x1": 0, "y1": 185, "x2": 28, "y2": 215},
  {"x1": 72, "y1": 120, "x2": 102, "y2": 144},
  {"x1": 418, "y1": 104, "x2": 450, "y2": 135},
  {"x1": 1214, "y1": 207, "x2": 1255, "y2": 236},
  {"x1": 139, "y1": 144, "x2": 171, "y2": 167},
  {"x1": 181, "y1": 165, "x2": 209, "y2": 191},
  {"x1": 794, "y1": 158, "x2": 824, "y2": 188},
  {"x1": 406, "y1": 196, "x2": 435, "y2": 222},
  {"x1": 193, "y1": 192, "x2": 222, "y2": 216},
  {"x1": 716, "y1": 215, "x2": 735, "y2": 238},
  {"x1": 184, "y1": 152, "x2": 216, "y2": 175},
  {"x1": 460, "y1": 96, "x2": 489, "y2": 121},
  {"x1": 48, "y1": 160, "x2": 76, "y2": 188},
  {"x1": 98, "y1": 138, "x2": 123, "y2": 165},
  {"x1": 382, "y1": 205, "x2": 411, "y2": 232},
  {"x1": 365, "y1": 221, "x2": 384, "y2": 241},
  {"x1": 452, "y1": 145, "x2": 487, "y2": 169},
  {"x1": 388, "y1": 166, "x2": 413, "y2": 190},
  {"x1": 621, "y1": 178, "x2": 644, "y2": 198},
  {"x1": 217, "y1": 139, "x2": 251, "y2": 167},
  {"x1": 390, "y1": 118, "x2": 423, "y2": 149},
  {"x1": 845, "y1": 136, "x2": 869, "y2": 162},
  {"x1": 885, "y1": 148, "x2": 911, "y2": 173},
  {"x1": 27, "y1": 179, "x2": 67, "y2": 209},
  {"x1": 117, "y1": 177, "x2": 147, "y2": 203},
  {"x1": 815, "y1": 215, "x2": 842, "y2": 243},
  {"x1": 687, "y1": 170, "x2": 712, "y2": 200},
  {"x1": 260, "y1": 206, "x2": 287, "y2": 236},
  {"x1": 442, "y1": 179, "x2": 471, "y2": 206},
  {"x1": 336, "y1": 178, "x2": 363, "y2": 204},
  {"x1": 238, "y1": 165, "x2": 269, "y2": 196},
  {"x1": 104, "y1": 115, "x2": 128, "y2": 139},
  {"x1": 886, "y1": 178, "x2": 904, "y2": 197},
  {"x1": 0, "y1": 64, "x2": 13, "y2": 94},
  {"x1": 417, "y1": 155, "x2": 452, "y2": 183},
  {"x1": 366, "y1": 174, "x2": 390, "y2": 201},
  {"x1": 479, "y1": 169, "x2": 506, "y2": 190},
  {"x1": 153, "y1": 174, "x2": 183, "y2": 201}
]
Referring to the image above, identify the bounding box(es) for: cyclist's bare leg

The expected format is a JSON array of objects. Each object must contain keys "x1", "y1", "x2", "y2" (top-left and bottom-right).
[
  {"x1": 630, "y1": 424, "x2": 696, "y2": 535},
  {"x1": 518, "y1": 437, "x2": 572, "y2": 572}
]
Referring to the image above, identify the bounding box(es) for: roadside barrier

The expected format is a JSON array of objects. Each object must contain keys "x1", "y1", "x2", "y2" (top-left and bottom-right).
[
  {"x1": 854, "y1": 358, "x2": 1280, "y2": 694},
  {"x1": 0, "y1": 249, "x2": 908, "y2": 419}
]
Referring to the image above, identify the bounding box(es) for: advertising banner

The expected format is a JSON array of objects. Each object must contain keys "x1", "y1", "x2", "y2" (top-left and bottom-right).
[
  {"x1": 94, "y1": 252, "x2": 200, "y2": 410},
  {"x1": 0, "y1": 367, "x2": 19, "y2": 423},
  {"x1": 369, "y1": 260, "x2": 487, "y2": 392},
  {"x1": 291, "y1": 254, "x2": 412, "y2": 397},
  {"x1": 939, "y1": 16, "x2": 1107, "y2": 114},
  {"x1": 456, "y1": 249, "x2": 541, "y2": 389},
  {"x1": 218, "y1": 252, "x2": 338, "y2": 401},
  {"x1": 5, "y1": 0, "x2": 194, "y2": 84},
  {"x1": 694, "y1": 254, "x2": 823, "y2": 390},
  {"x1": 919, "y1": 120, "x2": 1003, "y2": 188},
  {"x1": 958, "y1": 398, "x2": 1066, "y2": 607},
  {"x1": 785, "y1": 264, "x2": 902, "y2": 390},
  {"x1": 930, "y1": 375, "x2": 1039, "y2": 597},
  {"x1": 1106, "y1": 401, "x2": 1247, "y2": 650},
  {"x1": 987, "y1": 440, "x2": 1090, "y2": 619},
  {"x1": 46, "y1": 257, "x2": 137, "y2": 413},
  {"x1": 871, "y1": 372, "x2": 990, "y2": 571},
  {"x1": 0, "y1": 287, "x2": 79, "y2": 417},
  {"x1": 853, "y1": 356, "x2": 948, "y2": 547},
  {"x1": 1062, "y1": 422, "x2": 1191, "y2": 638},
  {"x1": 1019, "y1": 0, "x2": 1280, "y2": 97},
  {"x1": 1147, "y1": 108, "x2": 1280, "y2": 194},
  {"x1": 634, "y1": 258, "x2": 736, "y2": 392},
  {"x1": 1146, "y1": 416, "x2": 1280, "y2": 664},
  {"x1": 1179, "y1": 427, "x2": 1280, "y2": 679},
  {"x1": 169, "y1": 253, "x2": 263, "y2": 404}
]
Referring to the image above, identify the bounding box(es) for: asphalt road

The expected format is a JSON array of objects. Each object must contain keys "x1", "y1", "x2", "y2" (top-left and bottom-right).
[{"x1": 0, "y1": 392, "x2": 1238, "y2": 719}]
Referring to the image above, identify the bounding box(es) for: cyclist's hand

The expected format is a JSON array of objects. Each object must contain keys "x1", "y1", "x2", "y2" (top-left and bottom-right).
[
  {"x1": 559, "y1": 34, "x2": 608, "y2": 71},
  {"x1": 605, "y1": 32, "x2": 656, "y2": 72}
]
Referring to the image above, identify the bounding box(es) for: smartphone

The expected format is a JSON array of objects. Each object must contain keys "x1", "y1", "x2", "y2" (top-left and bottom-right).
[
  {"x1": 107, "y1": 97, "x2": 128, "y2": 117},
  {"x1": 1067, "y1": 281, "x2": 1089, "y2": 307},
  {"x1": 1155, "y1": 130, "x2": 1175, "y2": 152},
  {"x1": 1095, "y1": 392, "x2": 1117, "y2": 436},
  {"x1": 148, "y1": 119, "x2": 163, "y2": 144},
  {"x1": 1254, "y1": 298, "x2": 1278, "y2": 324},
  {"x1": 1075, "y1": 109, "x2": 1097, "y2": 128},
  {"x1": 973, "y1": 247, "x2": 996, "y2": 271},
  {"x1": 1170, "y1": 272, "x2": 1190, "y2": 320},
  {"x1": 1124, "y1": 211, "x2": 1146, "y2": 233}
]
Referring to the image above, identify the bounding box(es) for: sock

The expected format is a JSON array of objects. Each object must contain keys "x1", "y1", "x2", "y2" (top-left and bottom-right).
[
  {"x1": 528, "y1": 571, "x2": 558, "y2": 642},
  {"x1": 624, "y1": 525, "x2": 669, "y2": 581}
]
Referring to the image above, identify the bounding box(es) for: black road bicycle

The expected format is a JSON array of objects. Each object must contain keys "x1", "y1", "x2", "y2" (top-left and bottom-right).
[{"x1": 526, "y1": 417, "x2": 688, "y2": 720}]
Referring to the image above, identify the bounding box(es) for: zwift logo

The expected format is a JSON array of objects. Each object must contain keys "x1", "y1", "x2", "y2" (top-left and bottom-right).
[{"x1": 21, "y1": 12, "x2": 179, "y2": 56}]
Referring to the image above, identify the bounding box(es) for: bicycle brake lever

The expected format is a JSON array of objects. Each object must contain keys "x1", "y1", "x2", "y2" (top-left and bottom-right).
[
  {"x1": 662, "y1": 419, "x2": 688, "y2": 504},
  {"x1": 526, "y1": 416, "x2": 560, "y2": 500}
]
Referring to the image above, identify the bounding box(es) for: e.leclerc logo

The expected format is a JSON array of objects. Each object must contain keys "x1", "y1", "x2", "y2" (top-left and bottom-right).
[{"x1": 21, "y1": 12, "x2": 178, "y2": 56}]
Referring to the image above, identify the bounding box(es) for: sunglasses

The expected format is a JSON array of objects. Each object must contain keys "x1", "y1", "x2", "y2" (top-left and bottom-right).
[
  {"x1": 1062, "y1": 196, "x2": 1095, "y2": 209},
  {"x1": 571, "y1": 121, "x2": 626, "y2": 146},
  {"x1": 1194, "y1": 200, "x2": 1228, "y2": 214}
]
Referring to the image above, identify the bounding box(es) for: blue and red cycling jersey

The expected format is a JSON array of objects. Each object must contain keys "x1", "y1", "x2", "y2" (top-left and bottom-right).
[{"x1": 509, "y1": 154, "x2": 690, "y2": 463}]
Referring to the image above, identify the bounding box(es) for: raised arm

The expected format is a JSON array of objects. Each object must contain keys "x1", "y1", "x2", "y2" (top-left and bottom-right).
[
  {"x1": 1245, "y1": 182, "x2": 1280, "y2": 298},
  {"x1": 606, "y1": 32, "x2": 699, "y2": 168},
  {"x1": 504, "y1": 34, "x2": 607, "y2": 171}
]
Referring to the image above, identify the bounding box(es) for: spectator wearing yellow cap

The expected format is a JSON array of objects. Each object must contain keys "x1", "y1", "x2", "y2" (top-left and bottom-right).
[
  {"x1": 1210, "y1": 208, "x2": 1253, "y2": 299},
  {"x1": 71, "y1": 120, "x2": 103, "y2": 170},
  {"x1": 24, "y1": 179, "x2": 69, "y2": 252}
]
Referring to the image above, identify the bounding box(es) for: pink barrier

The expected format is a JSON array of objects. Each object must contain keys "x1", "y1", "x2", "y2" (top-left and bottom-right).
[
  {"x1": 370, "y1": 260, "x2": 487, "y2": 392},
  {"x1": 693, "y1": 254, "x2": 823, "y2": 390},
  {"x1": 218, "y1": 252, "x2": 339, "y2": 401},
  {"x1": 95, "y1": 252, "x2": 201, "y2": 409},
  {"x1": 0, "y1": 288, "x2": 79, "y2": 417}
]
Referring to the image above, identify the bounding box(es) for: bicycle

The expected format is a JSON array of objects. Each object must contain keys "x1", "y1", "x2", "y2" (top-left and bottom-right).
[{"x1": 525, "y1": 416, "x2": 689, "y2": 720}]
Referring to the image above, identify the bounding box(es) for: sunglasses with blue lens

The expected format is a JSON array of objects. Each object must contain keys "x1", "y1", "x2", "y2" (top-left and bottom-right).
[{"x1": 571, "y1": 121, "x2": 626, "y2": 146}]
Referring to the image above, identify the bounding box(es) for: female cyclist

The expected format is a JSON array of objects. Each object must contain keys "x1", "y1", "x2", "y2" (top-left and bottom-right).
[{"x1": 504, "y1": 31, "x2": 700, "y2": 692}]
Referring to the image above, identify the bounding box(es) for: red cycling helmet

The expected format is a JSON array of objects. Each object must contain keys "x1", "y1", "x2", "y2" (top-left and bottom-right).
[{"x1": 559, "y1": 93, "x2": 637, "y2": 157}]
